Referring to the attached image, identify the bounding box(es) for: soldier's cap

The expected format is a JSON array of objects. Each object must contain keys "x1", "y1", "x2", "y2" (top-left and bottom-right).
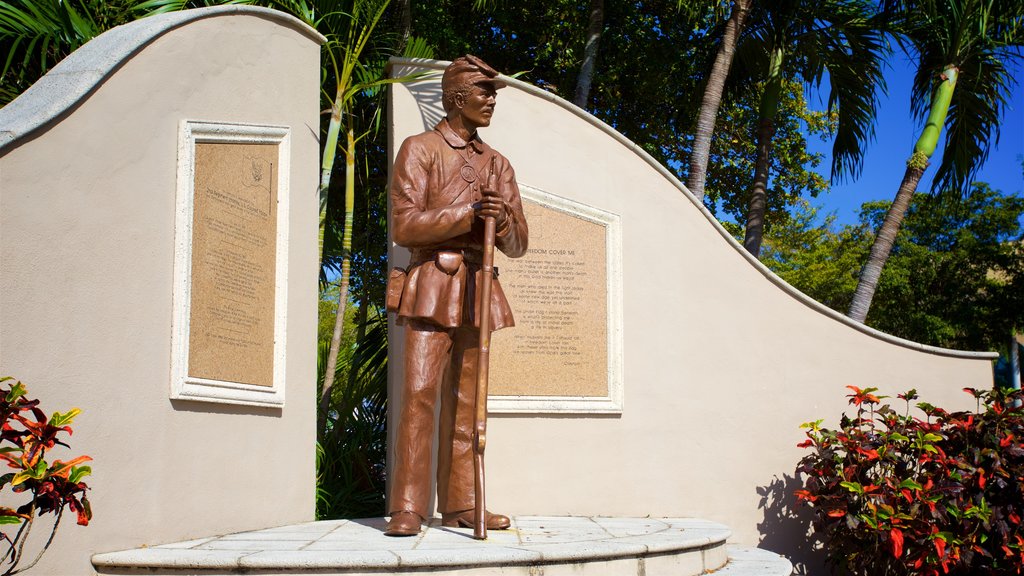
[{"x1": 442, "y1": 54, "x2": 507, "y2": 91}]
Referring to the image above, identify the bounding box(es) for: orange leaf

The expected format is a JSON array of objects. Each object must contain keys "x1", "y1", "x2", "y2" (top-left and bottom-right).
[
  {"x1": 891, "y1": 528, "x2": 904, "y2": 558},
  {"x1": 49, "y1": 455, "x2": 92, "y2": 479},
  {"x1": 856, "y1": 447, "x2": 880, "y2": 460}
]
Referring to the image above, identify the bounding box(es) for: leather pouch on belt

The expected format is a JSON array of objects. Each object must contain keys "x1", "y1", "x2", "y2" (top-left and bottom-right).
[
  {"x1": 435, "y1": 251, "x2": 463, "y2": 275},
  {"x1": 386, "y1": 267, "x2": 407, "y2": 312}
]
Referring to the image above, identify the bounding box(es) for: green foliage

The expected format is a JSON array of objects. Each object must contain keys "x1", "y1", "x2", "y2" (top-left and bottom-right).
[
  {"x1": 861, "y1": 185, "x2": 1024, "y2": 350},
  {"x1": 762, "y1": 185, "x2": 1024, "y2": 351},
  {"x1": 704, "y1": 79, "x2": 833, "y2": 227},
  {"x1": 412, "y1": 1, "x2": 834, "y2": 229},
  {"x1": 318, "y1": 285, "x2": 359, "y2": 349},
  {"x1": 733, "y1": 0, "x2": 888, "y2": 183},
  {"x1": 760, "y1": 202, "x2": 869, "y2": 311},
  {"x1": 0, "y1": 377, "x2": 92, "y2": 575},
  {"x1": 797, "y1": 386, "x2": 1024, "y2": 575},
  {"x1": 315, "y1": 311, "x2": 388, "y2": 519}
]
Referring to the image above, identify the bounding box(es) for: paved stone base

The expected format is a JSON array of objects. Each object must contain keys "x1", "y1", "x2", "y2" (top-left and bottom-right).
[
  {"x1": 714, "y1": 546, "x2": 794, "y2": 575},
  {"x1": 92, "y1": 516, "x2": 789, "y2": 575}
]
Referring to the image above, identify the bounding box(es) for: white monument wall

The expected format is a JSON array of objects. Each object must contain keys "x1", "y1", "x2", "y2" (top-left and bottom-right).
[
  {"x1": 388, "y1": 59, "x2": 995, "y2": 563},
  {"x1": 0, "y1": 8, "x2": 322, "y2": 574}
]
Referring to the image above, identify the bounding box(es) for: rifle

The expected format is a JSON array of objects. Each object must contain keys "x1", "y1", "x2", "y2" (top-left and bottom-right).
[{"x1": 473, "y1": 156, "x2": 498, "y2": 540}]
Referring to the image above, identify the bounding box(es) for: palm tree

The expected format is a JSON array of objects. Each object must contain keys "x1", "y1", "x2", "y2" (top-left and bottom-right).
[
  {"x1": 738, "y1": 0, "x2": 886, "y2": 258},
  {"x1": 278, "y1": 0, "x2": 432, "y2": 438},
  {"x1": 847, "y1": 0, "x2": 1024, "y2": 323},
  {"x1": 573, "y1": 0, "x2": 604, "y2": 108},
  {"x1": 686, "y1": 0, "x2": 753, "y2": 203}
]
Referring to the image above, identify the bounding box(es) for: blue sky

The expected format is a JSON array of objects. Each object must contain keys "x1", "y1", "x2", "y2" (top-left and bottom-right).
[{"x1": 804, "y1": 54, "x2": 1023, "y2": 227}]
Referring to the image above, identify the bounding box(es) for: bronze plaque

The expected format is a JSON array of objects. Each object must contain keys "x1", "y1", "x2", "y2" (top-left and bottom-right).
[
  {"x1": 187, "y1": 142, "x2": 278, "y2": 387},
  {"x1": 491, "y1": 197, "x2": 608, "y2": 397}
]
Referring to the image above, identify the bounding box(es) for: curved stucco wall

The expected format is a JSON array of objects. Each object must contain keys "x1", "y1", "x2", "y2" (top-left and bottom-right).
[
  {"x1": 388, "y1": 58, "x2": 995, "y2": 565},
  {"x1": 0, "y1": 8, "x2": 321, "y2": 574}
]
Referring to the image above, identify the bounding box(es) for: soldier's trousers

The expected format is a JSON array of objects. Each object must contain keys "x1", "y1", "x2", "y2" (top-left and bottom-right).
[{"x1": 389, "y1": 318, "x2": 482, "y2": 519}]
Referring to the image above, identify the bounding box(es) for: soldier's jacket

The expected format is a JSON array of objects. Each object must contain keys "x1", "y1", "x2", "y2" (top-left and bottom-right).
[{"x1": 390, "y1": 119, "x2": 529, "y2": 330}]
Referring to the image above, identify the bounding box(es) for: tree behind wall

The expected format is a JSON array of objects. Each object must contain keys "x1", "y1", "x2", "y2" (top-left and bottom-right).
[
  {"x1": 762, "y1": 185, "x2": 1024, "y2": 353},
  {"x1": 730, "y1": 0, "x2": 886, "y2": 257},
  {"x1": 847, "y1": 0, "x2": 1024, "y2": 322}
]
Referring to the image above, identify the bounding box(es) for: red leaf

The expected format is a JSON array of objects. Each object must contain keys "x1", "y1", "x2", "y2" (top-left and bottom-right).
[
  {"x1": 856, "y1": 447, "x2": 880, "y2": 460},
  {"x1": 891, "y1": 528, "x2": 904, "y2": 558},
  {"x1": 797, "y1": 439, "x2": 813, "y2": 448},
  {"x1": 978, "y1": 469, "x2": 986, "y2": 489},
  {"x1": 794, "y1": 489, "x2": 817, "y2": 502},
  {"x1": 935, "y1": 537, "x2": 946, "y2": 559}
]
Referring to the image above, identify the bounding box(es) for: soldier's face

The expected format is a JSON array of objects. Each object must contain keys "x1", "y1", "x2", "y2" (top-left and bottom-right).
[{"x1": 457, "y1": 83, "x2": 497, "y2": 130}]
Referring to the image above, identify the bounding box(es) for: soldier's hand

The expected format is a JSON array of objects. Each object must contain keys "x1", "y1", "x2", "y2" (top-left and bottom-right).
[{"x1": 475, "y1": 185, "x2": 507, "y2": 228}]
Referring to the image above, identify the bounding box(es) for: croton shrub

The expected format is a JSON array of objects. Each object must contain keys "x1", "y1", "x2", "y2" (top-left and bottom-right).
[
  {"x1": 796, "y1": 385, "x2": 1023, "y2": 575},
  {"x1": 0, "y1": 376, "x2": 92, "y2": 575}
]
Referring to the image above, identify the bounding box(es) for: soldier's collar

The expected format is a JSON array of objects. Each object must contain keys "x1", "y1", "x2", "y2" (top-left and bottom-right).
[{"x1": 435, "y1": 119, "x2": 485, "y2": 153}]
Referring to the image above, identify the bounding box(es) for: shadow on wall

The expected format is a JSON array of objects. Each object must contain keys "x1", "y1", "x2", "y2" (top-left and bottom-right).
[
  {"x1": 757, "y1": 474, "x2": 827, "y2": 575},
  {"x1": 406, "y1": 79, "x2": 444, "y2": 132}
]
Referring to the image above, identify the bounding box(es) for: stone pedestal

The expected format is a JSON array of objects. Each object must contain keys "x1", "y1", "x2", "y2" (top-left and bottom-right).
[{"x1": 92, "y1": 516, "x2": 793, "y2": 575}]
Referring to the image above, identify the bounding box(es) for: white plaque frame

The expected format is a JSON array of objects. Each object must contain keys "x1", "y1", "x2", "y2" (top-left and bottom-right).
[
  {"x1": 170, "y1": 121, "x2": 291, "y2": 407},
  {"x1": 489, "y1": 185, "x2": 624, "y2": 414}
]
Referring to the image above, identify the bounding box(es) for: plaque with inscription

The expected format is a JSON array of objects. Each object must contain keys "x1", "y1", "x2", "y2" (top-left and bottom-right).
[
  {"x1": 490, "y1": 186, "x2": 623, "y2": 413},
  {"x1": 188, "y1": 143, "x2": 278, "y2": 387},
  {"x1": 171, "y1": 121, "x2": 290, "y2": 407}
]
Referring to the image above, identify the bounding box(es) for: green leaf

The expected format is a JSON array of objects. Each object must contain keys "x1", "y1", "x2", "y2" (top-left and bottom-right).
[
  {"x1": 69, "y1": 465, "x2": 92, "y2": 484},
  {"x1": 0, "y1": 516, "x2": 22, "y2": 525},
  {"x1": 899, "y1": 479, "x2": 923, "y2": 490},
  {"x1": 840, "y1": 481, "x2": 865, "y2": 494},
  {"x1": 49, "y1": 407, "x2": 81, "y2": 427},
  {"x1": 5, "y1": 380, "x2": 26, "y2": 403}
]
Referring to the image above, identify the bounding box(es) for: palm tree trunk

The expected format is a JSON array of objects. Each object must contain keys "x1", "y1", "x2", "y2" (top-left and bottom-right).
[
  {"x1": 847, "y1": 65, "x2": 958, "y2": 323},
  {"x1": 318, "y1": 126, "x2": 357, "y2": 439},
  {"x1": 743, "y1": 117, "x2": 776, "y2": 257},
  {"x1": 395, "y1": 0, "x2": 411, "y2": 54},
  {"x1": 319, "y1": 96, "x2": 344, "y2": 267},
  {"x1": 347, "y1": 298, "x2": 370, "y2": 392},
  {"x1": 742, "y1": 46, "x2": 783, "y2": 258},
  {"x1": 685, "y1": 0, "x2": 752, "y2": 203},
  {"x1": 846, "y1": 164, "x2": 924, "y2": 323},
  {"x1": 327, "y1": 299, "x2": 371, "y2": 445},
  {"x1": 573, "y1": 0, "x2": 604, "y2": 108}
]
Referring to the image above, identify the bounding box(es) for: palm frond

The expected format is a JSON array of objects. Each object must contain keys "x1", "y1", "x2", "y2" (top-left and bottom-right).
[
  {"x1": 933, "y1": 48, "x2": 1016, "y2": 194},
  {"x1": 816, "y1": 3, "x2": 889, "y2": 182},
  {"x1": 896, "y1": 0, "x2": 1024, "y2": 192}
]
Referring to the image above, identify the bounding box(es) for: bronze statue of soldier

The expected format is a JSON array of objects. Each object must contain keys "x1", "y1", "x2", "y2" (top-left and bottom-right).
[{"x1": 385, "y1": 55, "x2": 529, "y2": 537}]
